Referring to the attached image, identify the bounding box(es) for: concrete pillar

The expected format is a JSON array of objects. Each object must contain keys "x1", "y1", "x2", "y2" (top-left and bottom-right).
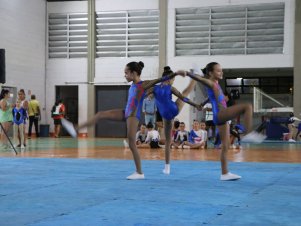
[
  {"x1": 87, "y1": 0, "x2": 96, "y2": 137},
  {"x1": 294, "y1": 1, "x2": 301, "y2": 116},
  {"x1": 158, "y1": 0, "x2": 167, "y2": 75}
]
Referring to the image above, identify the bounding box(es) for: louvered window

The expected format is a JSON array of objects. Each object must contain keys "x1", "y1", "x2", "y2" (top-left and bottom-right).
[
  {"x1": 175, "y1": 3, "x2": 284, "y2": 56},
  {"x1": 96, "y1": 9, "x2": 159, "y2": 57},
  {"x1": 48, "y1": 13, "x2": 88, "y2": 58}
]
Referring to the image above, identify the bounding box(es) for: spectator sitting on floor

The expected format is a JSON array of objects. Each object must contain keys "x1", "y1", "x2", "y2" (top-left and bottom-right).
[
  {"x1": 184, "y1": 120, "x2": 206, "y2": 149},
  {"x1": 136, "y1": 123, "x2": 148, "y2": 145},
  {"x1": 172, "y1": 122, "x2": 189, "y2": 149},
  {"x1": 171, "y1": 119, "x2": 180, "y2": 143},
  {"x1": 137, "y1": 122, "x2": 161, "y2": 149}
]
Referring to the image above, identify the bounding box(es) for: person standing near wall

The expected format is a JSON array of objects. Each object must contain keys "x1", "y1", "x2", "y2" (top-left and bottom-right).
[
  {"x1": 142, "y1": 93, "x2": 157, "y2": 128},
  {"x1": 17, "y1": 89, "x2": 28, "y2": 146},
  {"x1": 51, "y1": 99, "x2": 65, "y2": 138},
  {"x1": 0, "y1": 89, "x2": 13, "y2": 149},
  {"x1": 203, "y1": 102, "x2": 215, "y2": 142},
  {"x1": 28, "y1": 94, "x2": 40, "y2": 139},
  {"x1": 12, "y1": 100, "x2": 27, "y2": 148}
]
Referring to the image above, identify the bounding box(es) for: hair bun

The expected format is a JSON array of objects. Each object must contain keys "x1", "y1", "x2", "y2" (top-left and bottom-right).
[
  {"x1": 164, "y1": 66, "x2": 171, "y2": 72},
  {"x1": 201, "y1": 68, "x2": 207, "y2": 75},
  {"x1": 138, "y1": 61, "x2": 144, "y2": 69}
]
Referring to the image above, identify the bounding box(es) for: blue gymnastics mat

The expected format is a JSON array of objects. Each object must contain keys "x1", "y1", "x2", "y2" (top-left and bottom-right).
[{"x1": 0, "y1": 158, "x2": 300, "y2": 226}]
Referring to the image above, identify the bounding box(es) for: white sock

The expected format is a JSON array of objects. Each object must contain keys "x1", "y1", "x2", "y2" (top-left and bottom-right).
[{"x1": 163, "y1": 164, "x2": 170, "y2": 174}]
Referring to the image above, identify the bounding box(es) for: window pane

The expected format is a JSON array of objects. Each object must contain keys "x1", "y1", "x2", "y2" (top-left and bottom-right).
[
  {"x1": 261, "y1": 86, "x2": 278, "y2": 93},
  {"x1": 278, "y1": 77, "x2": 293, "y2": 86},
  {"x1": 226, "y1": 78, "x2": 242, "y2": 86},
  {"x1": 261, "y1": 78, "x2": 277, "y2": 85},
  {"x1": 243, "y1": 78, "x2": 259, "y2": 85}
]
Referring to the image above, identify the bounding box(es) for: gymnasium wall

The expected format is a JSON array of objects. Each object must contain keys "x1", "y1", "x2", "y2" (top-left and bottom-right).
[
  {"x1": 0, "y1": 0, "x2": 46, "y2": 121},
  {"x1": 169, "y1": 0, "x2": 295, "y2": 125},
  {"x1": 46, "y1": 0, "x2": 295, "y2": 133}
]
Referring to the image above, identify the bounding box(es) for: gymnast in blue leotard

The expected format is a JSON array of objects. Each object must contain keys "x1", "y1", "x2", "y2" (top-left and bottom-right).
[
  {"x1": 147, "y1": 66, "x2": 201, "y2": 174},
  {"x1": 69, "y1": 62, "x2": 184, "y2": 180},
  {"x1": 179, "y1": 62, "x2": 265, "y2": 181},
  {"x1": 205, "y1": 81, "x2": 227, "y2": 125}
]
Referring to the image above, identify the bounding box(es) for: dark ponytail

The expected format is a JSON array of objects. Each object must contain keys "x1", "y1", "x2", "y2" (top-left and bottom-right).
[
  {"x1": 202, "y1": 62, "x2": 219, "y2": 77},
  {"x1": 162, "y1": 66, "x2": 174, "y2": 77},
  {"x1": 126, "y1": 61, "x2": 145, "y2": 75},
  {"x1": 0, "y1": 89, "x2": 9, "y2": 100}
]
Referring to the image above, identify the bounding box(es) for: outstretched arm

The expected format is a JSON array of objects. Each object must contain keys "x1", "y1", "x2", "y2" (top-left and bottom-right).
[
  {"x1": 142, "y1": 70, "x2": 186, "y2": 90},
  {"x1": 186, "y1": 71, "x2": 214, "y2": 88},
  {"x1": 145, "y1": 87, "x2": 154, "y2": 96},
  {"x1": 171, "y1": 87, "x2": 202, "y2": 110}
]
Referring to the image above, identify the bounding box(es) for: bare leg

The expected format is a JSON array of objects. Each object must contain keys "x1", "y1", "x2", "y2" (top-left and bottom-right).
[
  {"x1": 17, "y1": 127, "x2": 21, "y2": 145},
  {"x1": 23, "y1": 124, "x2": 27, "y2": 145},
  {"x1": 184, "y1": 141, "x2": 204, "y2": 149},
  {"x1": 218, "y1": 104, "x2": 253, "y2": 133},
  {"x1": 57, "y1": 125, "x2": 61, "y2": 137},
  {"x1": 1, "y1": 122, "x2": 11, "y2": 145},
  {"x1": 13, "y1": 124, "x2": 18, "y2": 145},
  {"x1": 218, "y1": 123, "x2": 242, "y2": 180},
  {"x1": 126, "y1": 117, "x2": 142, "y2": 174},
  {"x1": 287, "y1": 124, "x2": 294, "y2": 140},
  {"x1": 218, "y1": 123, "x2": 230, "y2": 175},
  {"x1": 78, "y1": 109, "x2": 124, "y2": 130},
  {"x1": 54, "y1": 124, "x2": 61, "y2": 137},
  {"x1": 19, "y1": 124, "x2": 24, "y2": 146},
  {"x1": 163, "y1": 119, "x2": 172, "y2": 164},
  {"x1": 175, "y1": 80, "x2": 197, "y2": 112}
]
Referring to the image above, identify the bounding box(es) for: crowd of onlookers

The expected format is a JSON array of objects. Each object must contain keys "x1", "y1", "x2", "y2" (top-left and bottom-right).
[
  {"x1": 0, "y1": 88, "x2": 41, "y2": 149},
  {"x1": 123, "y1": 93, "x2": 245, "y2": 150},
  {"x1": 0, "y1": 88, "x2": 66, "y2": 150},
  {"x1": 127, "y1": 117, "x2": 245, "y2": 150}
]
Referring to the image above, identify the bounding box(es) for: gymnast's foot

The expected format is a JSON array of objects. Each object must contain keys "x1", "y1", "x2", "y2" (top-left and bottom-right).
[
  {"x1": 61, "y1": 118, "x2": 77, "y2": 138},
  {"x1": 242, "y1": 131, "x2": 266, "y2": 144},
  {"x1": 126, "y1": 172, "x2": 145, "y2": 180},
  {"x1": 162, "y1": 164, "x2": 170, "y2": 175},
  {"x1": 123, "y1": 139, "x2": 129, "y2": 148},
  {"x1": 220, "y1": 172, "x2": 241, "y2": 181}
]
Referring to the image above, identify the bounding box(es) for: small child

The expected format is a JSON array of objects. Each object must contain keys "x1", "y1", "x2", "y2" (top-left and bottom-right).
[
  {"x1": 136, "y1": 123, "x2": 148, "y2": 145},
  {"x1": 12, "y1": 100, "x2": 27, "y2": 148},
  {"x1": 173, "y1": 122, "x2": 189, "y2": 148},
  {"x1": 185, "y1": 120, "x2": 206, "y2": 149},
  {"x1": 144, "y1": 122, "x2": 161, "y2": 148}
]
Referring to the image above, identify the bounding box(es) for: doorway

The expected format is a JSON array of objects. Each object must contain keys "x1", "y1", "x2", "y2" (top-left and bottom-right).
[
  {"x1": 95, "y1": 85, "x2": 129, "y2": 138},
  {"x1": 55, "y1": 86, "x2": 78, "y2": 136}
]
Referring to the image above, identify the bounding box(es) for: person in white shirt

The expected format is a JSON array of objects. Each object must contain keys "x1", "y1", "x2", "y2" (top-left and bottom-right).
[
  {"x1": 135, "y1": 123, "x2": 148, "y2": 145},
  {"x1": 203, "y1": 102, "x2": 215, "y2": 141},
  {"x1": 173, "y1": 122, "x2": 189, "y2": 148},
  {"x1": 137, "y1": 122, "x2": 161, "y2": 148},
  {"x1": 185, "y1": 120, "x2": 206, "y2": 149}
]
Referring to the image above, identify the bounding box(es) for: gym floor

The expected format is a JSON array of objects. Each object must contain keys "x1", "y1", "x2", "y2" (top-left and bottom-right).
[{"x1": 0, "y1": 138, "x2": 300, "y2": 226}]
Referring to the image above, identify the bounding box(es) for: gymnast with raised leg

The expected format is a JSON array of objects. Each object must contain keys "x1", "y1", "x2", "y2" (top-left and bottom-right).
[
  {"x1": 180, "y1": 62, "x2": 266, "y2": 180},
  {"x1": 147, "y1": 66, "x2": 202, "y2": 175},
  {"x1": 62, "y1": 61, "x2": 184, "y2": 180}
]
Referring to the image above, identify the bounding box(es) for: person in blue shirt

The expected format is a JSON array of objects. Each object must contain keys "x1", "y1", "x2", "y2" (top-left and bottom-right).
[{"x1": 142, "y1": 93, "x2": 157, "y2": 128}]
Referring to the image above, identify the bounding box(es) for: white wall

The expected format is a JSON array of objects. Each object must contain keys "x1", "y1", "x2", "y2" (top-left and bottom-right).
[
  {"x1": 0, "y1": 0, "x2": 46, "y2": 121},
  {"x1": 167, "y1": 0, "x2": 295, "y2": 127},
  {"x1": 47, "y1": 0, "x2": 160, "y2": 133},
  {"x1": 47, "y1": 2, "x2": 88, "y2": 131},
  {"x1": 168, "y1": 0, "x2": 294, "y2": 69},
  {"x1": 94, "y1": 0, "x2": 159, "y2": 84},
  {"x1": 46, "y1": 59, "x2": 87, "y2": 128},
  {"x1": 46, "y1": 0, "x2": 295, "y2": 133}
]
